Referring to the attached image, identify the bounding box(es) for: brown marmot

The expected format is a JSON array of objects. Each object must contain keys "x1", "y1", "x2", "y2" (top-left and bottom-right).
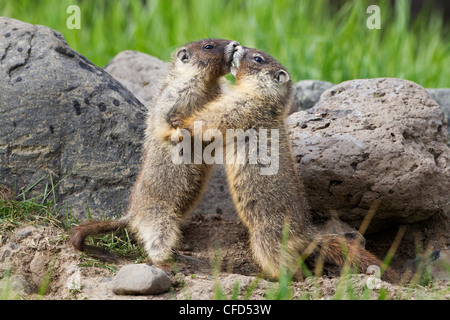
[{"x1": 69, "y1": 39, "x2": 240, "y2": 264}]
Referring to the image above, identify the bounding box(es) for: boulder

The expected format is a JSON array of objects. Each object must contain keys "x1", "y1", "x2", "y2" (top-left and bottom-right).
[
  {"x1": 291, "y1": 80, "x2": 334, "y2": 114},
  {"x1": 103, "y1": 50, "x2": 169, "y2": 105},
  {"x1": 291, "y1": 82, "x2": 450, "y2": 148},
  {"x1": 428, "y1": 89, "x2": 450, "y2": 146},
  {"x1": 0, "y1": 17, "x2": 146, "y2": 219},
  {"x1": 286, "y1": 78, "x2": 450, "y2": 231}
]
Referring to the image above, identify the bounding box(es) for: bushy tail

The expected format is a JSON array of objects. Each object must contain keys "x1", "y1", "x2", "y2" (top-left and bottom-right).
[
  {"x1": 69, "y1": 217, "x2": 129, "y2": 262},
  {"x1": 314, "y1": 235, "x2": 397, "y2": 283}
]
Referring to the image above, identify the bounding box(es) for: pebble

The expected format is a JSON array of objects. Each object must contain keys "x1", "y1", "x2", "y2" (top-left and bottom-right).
[
  {"x1": 9, "y1": 242, "x2": 19, "y2": 250},
  {"x1": 406, "y1": 249, "x2": 450, "y2": 281},
  {"x1": 0, "y1": 249, "x2": 11, "y2": 262},
  {"x1": 110, "y1": 264, "x2": 171, "y2": 295},
  {"x1": 16, "y1": 230, "x2": 32, "y2": 238},
  {"x1": 430, "y1": 249, "x2": 450, "y2": 280},
  {"x1": 0, "y1": 275, "x2": 32, "y2": 298}
]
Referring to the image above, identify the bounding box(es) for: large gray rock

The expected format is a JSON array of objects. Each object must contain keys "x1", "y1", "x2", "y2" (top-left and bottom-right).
[
  {"x1": 291, "y1": 82, "x2": 450, "y2": 148},
  {"x1": 428, "y1": 89, "x2": 450, "y2": 146},
  {"x1": 0, "y1": 17, "x2": 146, "y2": 219},
  {"x1": 291, "y1": 80, "x2": 334, "y2": 113},
  {"x1": 110, "y1": 264, "x2": 171, "y2": 295},
  {"x1": 104, "y1": 50, "x2": 238, "y2": 220},
  {"x1": 287, "y1": 78, "x2": 450, "y2": 231},
  {"x1": 103, "y1": 50, "x2": 169, "y2": 105}
]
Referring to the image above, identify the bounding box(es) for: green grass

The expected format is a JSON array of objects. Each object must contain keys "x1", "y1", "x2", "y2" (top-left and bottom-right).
[
  {"x1": 0, "y1": 174, "x2": 145, "y2": 269},
  {"x1": 0, "y1": 190, "x2": 145, "y2": 263},
  {"x1": 81, "y1": 225, "x2": 147, "y2": 263},
  {"x1": 0, "y1": 185, "x2": 63, "y2": 244},
  {"x1": 2, "y1": 0, "x2": 450, "y2": 88}
]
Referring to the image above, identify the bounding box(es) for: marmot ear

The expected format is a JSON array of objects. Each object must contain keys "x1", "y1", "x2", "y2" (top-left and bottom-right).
[
  {"x1": 274, "y1": 69, "x2": 289, "y2": 83},
  {"x1": 176, "y1": 48, "x2": 190, "y2": 63}
]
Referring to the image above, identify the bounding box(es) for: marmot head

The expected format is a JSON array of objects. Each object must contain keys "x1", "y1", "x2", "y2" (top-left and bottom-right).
[
  {"x1": 173, "y1": 39, "x2": 240, "y2": 80},
  {"x1": 231, "y1": 46, "x2": 293, "y2": 101}
]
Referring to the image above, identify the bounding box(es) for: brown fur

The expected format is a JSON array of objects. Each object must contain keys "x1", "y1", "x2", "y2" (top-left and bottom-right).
[
  {"x1": 315, "y1": 236, "x2": 397, "y2": 282},
  {"x1": 171, "y1": 46, "x2": 397, "y2": 282},
  {"x1": 69, "y1": 39, "x2": 240, "y2": 263}
]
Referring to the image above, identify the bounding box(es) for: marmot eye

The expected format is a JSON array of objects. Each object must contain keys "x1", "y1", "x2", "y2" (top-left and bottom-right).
[
  {"x1": 254, "y1": 56, "x2": 263, "y2": 63},
  {"x1": 204, "y1": 44, "x2": 214, "y2": 50}
]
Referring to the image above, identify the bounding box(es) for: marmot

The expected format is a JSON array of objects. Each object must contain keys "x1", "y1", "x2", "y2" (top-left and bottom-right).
[
  {"x1": 169, "y1": 46, "x2": 397, "y2": 281},
  {"x1": 69, "y1": 39, "x2": 240, "y2": 264}
]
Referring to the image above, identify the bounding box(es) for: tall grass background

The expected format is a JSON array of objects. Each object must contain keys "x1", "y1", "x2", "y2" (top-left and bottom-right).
[{"x1": 2, "y1": 0, "x2": 450, "y2": 88}]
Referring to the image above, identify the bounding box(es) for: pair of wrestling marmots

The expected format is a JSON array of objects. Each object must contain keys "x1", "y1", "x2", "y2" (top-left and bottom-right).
[{"x1": 69, "y1": 39, "x2": 396, "y2": 282}]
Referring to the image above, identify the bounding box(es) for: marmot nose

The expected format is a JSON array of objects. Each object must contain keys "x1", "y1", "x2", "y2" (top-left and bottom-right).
[{"x1": 231, "y1": 41, "x2": 240, "y2": 51}]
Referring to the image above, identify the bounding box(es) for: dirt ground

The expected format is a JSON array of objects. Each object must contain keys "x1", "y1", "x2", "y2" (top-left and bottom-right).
[{"x1": 0, "y1": 211, "x2": 449, "y2": 300}]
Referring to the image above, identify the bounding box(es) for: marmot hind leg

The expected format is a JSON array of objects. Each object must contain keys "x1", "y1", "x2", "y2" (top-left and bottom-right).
[
  {"x1": 248, "y1": 225, "x2": 303, "y2": 279},
  {"x1": 129, "y1": 204, "x2": 183, "y2": 265}
]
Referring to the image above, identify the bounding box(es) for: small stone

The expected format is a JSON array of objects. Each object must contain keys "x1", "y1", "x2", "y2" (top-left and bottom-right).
[
  {"x1": 15, "y1": 226, "x2": 35, "y2": 238},
  {"x1": 0, "y1": 275, "x2": 32, "y2": 298},
  {"x1": 430, "y1": 249, "x2": 450, "y2": 280},
  {"x1": 0, "y1": 249, "x2": 11, "y2": 262},
  {"x1": 9, "y1": 242, "x2": 19, "y2": 250},
  {"x1": 65, "y1": 265, "x2": 81, "y2": 290},
  {"x1": 30, "y1": 251, "x2": 50, "y2": 287},
  {"x1": 16, "y1": 230, "x2": 32, "y2": 238},
  {"x1": 110, "y1": 264, "x2": 171, "y2": 295}
]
